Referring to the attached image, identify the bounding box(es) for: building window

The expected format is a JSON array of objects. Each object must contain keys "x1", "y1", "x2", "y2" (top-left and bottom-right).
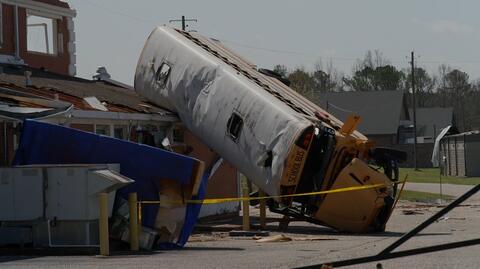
[
  {"x1": 26, "y1": 12, "x2": 58, "y2": 55},
  {"x1": 156, "y1": 62, "x2": 171, "y2": 88},
  {"x1": 172, "y1": 128, "x2": 184, "y2": 143},
  {"x1": 113, "y1": 125, "x2": 127, "y2": 140},
  {"x1": 227, "y1": 112, "x2": 243, "y2": 142},
  {"x1": 95, "y1": 125, "x2": 110, "y2": 136},
  {"x1": 153, "y1": 128, "x2": 167, "y2": 146},
  {"x1": 398, "y1": 125, "x2": 414, "y2": 144}
]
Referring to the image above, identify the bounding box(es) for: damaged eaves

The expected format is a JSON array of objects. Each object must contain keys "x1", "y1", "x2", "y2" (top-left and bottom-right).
[
  {"x1": 0, "y1": 87, "x2": 73, "y2": 120},
  {"x1": 0, "y1": 64, "x2": 178, "y2": 122}
]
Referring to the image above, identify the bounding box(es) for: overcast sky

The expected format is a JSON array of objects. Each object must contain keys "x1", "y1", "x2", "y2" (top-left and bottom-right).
[{"x1": 68, "y1": 0, "x2": 480, "y2": 84}]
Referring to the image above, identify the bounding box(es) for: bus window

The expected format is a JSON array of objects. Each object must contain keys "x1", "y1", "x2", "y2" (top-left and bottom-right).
[
  {"x1": 227, "y1": 113, "x2": 243, "y2": 142},
  {"x1": 156, "y1": 62, "x2": 171, "y2": 88}
]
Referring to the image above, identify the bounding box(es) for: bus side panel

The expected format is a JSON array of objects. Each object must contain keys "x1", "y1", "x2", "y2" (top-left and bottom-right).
[{"x1": 135, "y1": 27, "x2": 312, "y2": 197}]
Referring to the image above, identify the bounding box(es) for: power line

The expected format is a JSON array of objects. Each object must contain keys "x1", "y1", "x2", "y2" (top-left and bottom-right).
[
  {"x1": 220, "y1": 39, "x2": 480, "y2": 65},
  {"x1": 418, "y1": 59, "x2": 480, "y2": 64},
  {"x1": 326, "y1": 101, "x2": 356, "y2": 113},
  {"x1": 82, "y1": 0, "x2": 158, "y2": 25},
  {"x1": 78, "y1": 1, "x2": 480, "y2": 66},
  {"x1": 219, "y1": 39, "x2": 385, "y2": 62}
]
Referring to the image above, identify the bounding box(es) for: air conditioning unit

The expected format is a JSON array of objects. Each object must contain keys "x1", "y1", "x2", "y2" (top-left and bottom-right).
[{"x1": 0, "y1": 164, "x2": 133, "y2": 247}]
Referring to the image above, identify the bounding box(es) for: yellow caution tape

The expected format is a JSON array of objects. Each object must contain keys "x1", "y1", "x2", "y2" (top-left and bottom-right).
[{"x1": 139, "y1": 182, "x2": 387, "y2": 205}]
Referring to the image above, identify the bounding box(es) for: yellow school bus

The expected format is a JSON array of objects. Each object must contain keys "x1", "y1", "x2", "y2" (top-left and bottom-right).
[{"x1": 135, "y1": 26, "x2": 405, "y2": 233}]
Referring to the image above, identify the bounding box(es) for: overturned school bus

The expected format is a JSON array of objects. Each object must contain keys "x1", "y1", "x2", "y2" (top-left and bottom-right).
[{"x1": 134, "y1": 26, "x2": 405, "y2": 233}]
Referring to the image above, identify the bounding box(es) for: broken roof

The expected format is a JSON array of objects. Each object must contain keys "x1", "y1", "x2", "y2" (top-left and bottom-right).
[
  {"x1": 315, "y1": 90, "x2": 409, "y2": 135},
  {"x1": 0, "y1": 87, "x2": 73, "y2": 120},
  {"x1": 0, "y1": 64, "x2": 175, "y2": 117}
]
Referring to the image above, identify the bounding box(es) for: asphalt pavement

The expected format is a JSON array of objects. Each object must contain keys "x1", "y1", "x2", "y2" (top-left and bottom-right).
[{"x1": 1, "y1": 198, "x2": 479, "y2": 269}]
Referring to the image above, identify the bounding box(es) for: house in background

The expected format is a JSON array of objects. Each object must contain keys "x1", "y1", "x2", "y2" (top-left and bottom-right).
[
  {"x1": 316, "y1": 91, "x2": 456, "y2": 168},
  {"x1": 316, "y1": 90, "x2": 410, "y2": 146},
  {"x1": 0, "y1": 0, "x2": 239, "y2": 219},
  {"x1": 402, "y1": 107, "x2": 455, "y2": 144}
]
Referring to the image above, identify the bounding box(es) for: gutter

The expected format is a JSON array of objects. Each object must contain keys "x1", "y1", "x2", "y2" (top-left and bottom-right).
[
  {"x1": 71, "y1": 110, "x2": 179, "y2": 122},
  {"x1": 0, "y1": 104, "x2": 74, "y2": 122}
]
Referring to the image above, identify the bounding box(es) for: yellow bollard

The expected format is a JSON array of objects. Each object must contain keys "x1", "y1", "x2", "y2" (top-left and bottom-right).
[
  {"x1": 128, "y1": 193, "x2": 139, "y2": 251},
  {"x1": 259, "y1": 190, "x2": 266, "y2": 230},
  {"x1": 98, "y1": 192, "x2": 109, "y2": 256},
  {"x1": 242, "y1": 178, "x2": 250, "y2": 231}
]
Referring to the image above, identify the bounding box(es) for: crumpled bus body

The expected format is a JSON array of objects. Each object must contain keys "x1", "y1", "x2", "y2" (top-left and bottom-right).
[{"x1": 135, "y1": 26, "x2": 399, "y2": 233}]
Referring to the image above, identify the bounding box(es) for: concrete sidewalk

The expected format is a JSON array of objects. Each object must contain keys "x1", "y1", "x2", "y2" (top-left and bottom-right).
[{"x1": 403, "y1": 182, "x2": 480, "y2": 202}]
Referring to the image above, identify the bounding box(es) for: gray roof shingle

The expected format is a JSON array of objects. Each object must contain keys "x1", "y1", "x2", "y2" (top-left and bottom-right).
[
  {"x1": 408, "y1": 107, "x2": 454, "y2": 138},
  {"x1": 315, "y1": 90, "x2": 408, "y2": 135}
]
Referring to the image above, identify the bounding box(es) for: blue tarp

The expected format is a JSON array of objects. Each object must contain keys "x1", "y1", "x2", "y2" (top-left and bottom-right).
[{"x1": 13, "y1": 119, "x2": 207, "y2": 248}]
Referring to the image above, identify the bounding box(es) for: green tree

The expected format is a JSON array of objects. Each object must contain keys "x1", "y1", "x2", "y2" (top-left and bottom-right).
[
  {"x1": 273, "y1": 64, "x2": 288, "y2": 77},
  {"x1": 288, "y1": 67, "x2": 314, "y2": 98},
  {"x1": 444, "y1": 69, "x2": 471, "y2": 131},
  {"x1": 344, "y1": 65, "x2": 405, "y2": 91},
  {"x1": 405, "y1": 67, "x2": 436, "y2": 107},
  {"x1": 344, "y1": 50, "x2": 406, "y2": 91},
  {"x1": 311, "y1": 60, "x2": 344, "y2": 93}
]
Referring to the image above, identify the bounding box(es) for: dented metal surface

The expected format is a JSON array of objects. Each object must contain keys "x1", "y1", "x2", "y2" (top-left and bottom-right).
[{"x1": 135, "y1": 26, "x2": 397, "y2": 232}]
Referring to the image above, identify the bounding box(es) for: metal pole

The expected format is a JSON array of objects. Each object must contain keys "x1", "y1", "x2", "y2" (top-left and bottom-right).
[
  {"x1": 259, "y1": 190, "x2": 266, "y2": 229},
  {"x1": 296, "y1": 239, "x2": 480, "y2": 268},
  {"x1": 128, "y1": 193, "x2": 139, "y2": 251},
  {"x1": 98, "y1": 192, "x2": 109, "y2": 256},
  {"x1": 294, "y1": 184, "x2": 480, "y2": 268},
  {"x1": 411, "y1": 51, "x2": 418, "y2": 170},
  {"x1": 242, "y1": 178, "x2": 250, "y2": 231},
  {"x1": 169, "y1": 16, "x2": 197, "y2": 31},
  {"x1": 439, "y1": 167, "x2": 443, "y2": 204},
  {"x1": 380, "y1": 184, "x2": 480, "y2": 254}
]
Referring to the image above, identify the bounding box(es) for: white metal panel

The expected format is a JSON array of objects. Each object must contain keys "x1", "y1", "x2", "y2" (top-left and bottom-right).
[
  {"x1": 456, "y1": 136, "x2": 466, "y2": 177},
  {"x1": 0, "y1": 168, "x2": 43, "y2": 221},
  {"x1": 45, "y1": 165, "x2": 126, "y2": 221},
  {"x1": 14, "y1": 168, "x2": 43, "y2": 220},
  {"x1": 465, "y1": 134, "x2": 480, "y2": 176},
  {"x1": 448, "y1": 138, "x2": 456, "y2": 176},
  {"x1": 0, "y1": 165, "x2": 131, "y2": 222},
  {"x1": 198, "y1": 202, "x2": 240, "y2": 218},
  {"x1": 46, "y1": 167, "x2": 88, "y2": 220}
]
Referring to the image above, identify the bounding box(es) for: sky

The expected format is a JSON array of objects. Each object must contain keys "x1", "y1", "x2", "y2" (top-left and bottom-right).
[{"x1": 67, "y1": 0, "x2": 480, "y2": 85}]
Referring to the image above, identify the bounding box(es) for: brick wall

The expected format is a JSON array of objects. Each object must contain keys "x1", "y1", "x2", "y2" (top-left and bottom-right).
[{"x1": 0, "y1": 1, "x2": 73, "y2": 75}]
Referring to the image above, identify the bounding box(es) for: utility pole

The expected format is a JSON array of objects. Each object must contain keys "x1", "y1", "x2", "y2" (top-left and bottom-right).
[
  {"x1": 169, "y1": 15, "x2": 197, "y2": 31},
  {"x1": 410, "y1": 51, "x2": 418, "y2": 170}
]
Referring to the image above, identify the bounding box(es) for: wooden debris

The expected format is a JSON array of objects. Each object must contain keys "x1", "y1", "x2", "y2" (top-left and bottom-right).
[
  {"x1": 402, "y1": 210, "x2": 424, "y2": 215},
  {"x1": 256, "y1": 234, "x2": 292, "y2": 243}
]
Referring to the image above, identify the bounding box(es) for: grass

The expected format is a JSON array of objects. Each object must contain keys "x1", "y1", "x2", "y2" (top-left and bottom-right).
[
  {"x1": 399, "y1": 190, "x2": 454, "y2": 202},
  {"x1": 399, "y1": 168, "x2": 480, "y2": 185}
]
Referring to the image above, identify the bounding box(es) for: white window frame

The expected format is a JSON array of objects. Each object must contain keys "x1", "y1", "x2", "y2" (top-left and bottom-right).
[
  {"x1": 0, "y1": 4, "x2": 3, "y2": 48},
  {"x1": 26, "y1": 9, "x2": 59, "y2": 55},
  {"x1": 94, "y1": 124, "x2": 111, "y2": 137}
]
